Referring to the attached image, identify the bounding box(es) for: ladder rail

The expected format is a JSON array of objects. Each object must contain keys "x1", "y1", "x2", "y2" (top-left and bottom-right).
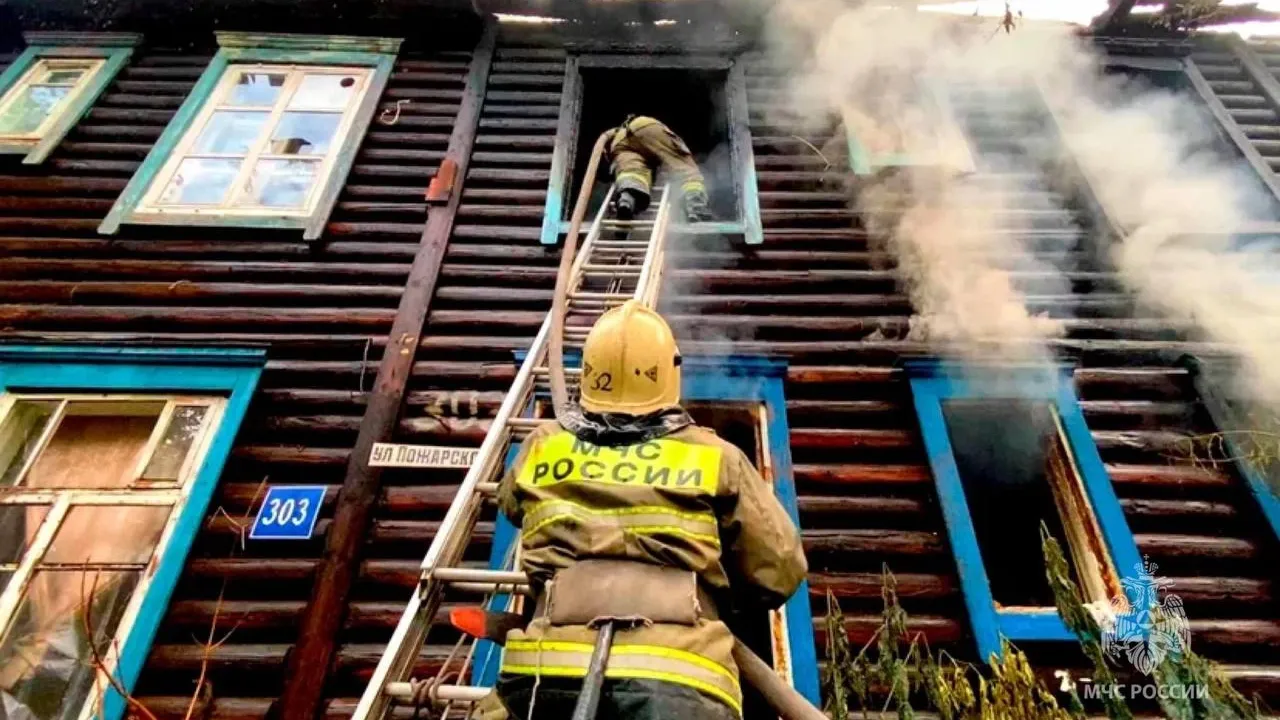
[
  {"x1": 352, "y1": 185, "x2": 671, "y2": 719},
  {"x1": 634, "y1": 189, "x2": 662, "y2": 300},
  {"x1": 567, "y1": 185, "x2": 618, "y2": 293},
  {"x1": 637, "y1": 190, "x2": 673, "y2": 307},
  {"x1": 418, "y1": 186, "x2": 615, "y2": 578}
]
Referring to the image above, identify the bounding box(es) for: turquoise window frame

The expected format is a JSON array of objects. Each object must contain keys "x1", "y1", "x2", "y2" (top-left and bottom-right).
[
  {"x1": 0, "y1": 345, "x2": 264, "y2": 720},
  {"x1": 843, "y1": 78, "x2": 972, "y2": 176},
  {"x1": 1182, "y1": 355, "x2": 1280, "y2": 543},
  {"x1": 540, "y1": 55, "x2": 764, "y2": 246},
  {"x1": 906, "y1": 361, "x2": 1143, "y2": 662},
  {"x1": 474, "y1": 354, "x2": 820, "y2": 705},
  {"x1": 98, "y1": 32, "x2": 402, "y2": 241},
  {"x1": 0, "y1": 32, "x2": 140, "y2": 165}
]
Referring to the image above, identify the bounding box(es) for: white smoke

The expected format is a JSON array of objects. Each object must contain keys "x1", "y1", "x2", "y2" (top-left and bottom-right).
[
  {"x1": 755, "y1": 5, "x2": 1078, "y2": 366},
  {"x1": 752, "y1": 1, "x2": 1280, "y2": 402}
]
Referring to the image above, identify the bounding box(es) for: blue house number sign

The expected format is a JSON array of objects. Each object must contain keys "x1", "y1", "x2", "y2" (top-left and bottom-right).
[{"x1": 250, "y1": 485, "x2": 326, "y2": 540}]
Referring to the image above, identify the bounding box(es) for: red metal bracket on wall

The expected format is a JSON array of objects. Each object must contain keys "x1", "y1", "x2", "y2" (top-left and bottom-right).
[{"x1": 426, "y1": 158, "x2": 458, "y2": 204}]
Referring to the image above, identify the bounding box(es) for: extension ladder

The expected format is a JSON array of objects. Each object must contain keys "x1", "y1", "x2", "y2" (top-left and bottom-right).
[{"x1": 352, "y1": 184, "x2": 675, "y2": 719}]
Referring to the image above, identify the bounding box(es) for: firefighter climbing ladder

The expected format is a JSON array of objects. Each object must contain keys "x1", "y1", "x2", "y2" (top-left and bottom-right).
[{"x1": 352, "y1": 184, "x2": 676, "y2": 718}]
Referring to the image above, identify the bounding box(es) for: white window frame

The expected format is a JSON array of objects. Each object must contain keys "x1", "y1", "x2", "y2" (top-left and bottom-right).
[
  {"x1": 0, "y1": 57, "x2": 107, "y2": 143},
  {"x1": 133, "y1": 63, "x2": 375, "y2": 219},
  {"x1": 0, "y1": 33, "x2": 139, "y2": 165},
  {"x1": 0, "y1": 393, "x2": 227, "y2": 720}
]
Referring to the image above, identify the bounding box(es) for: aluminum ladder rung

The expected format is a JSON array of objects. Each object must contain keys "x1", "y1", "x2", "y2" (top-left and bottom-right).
[
  {"x1": 582, "y1": 265, "x2": 642, "y2": 275},
  {"x1": 592, "y1": 241, "x2": 650, "y2": 249},
  {"x1": 431, "y1": 567, "x2": 529, "y2": 583},
  {"x1": 600, "y1": 219, "x2": 656, "y2": 228},
  {"x1": 506, "y1": 417, "x2": 554, "y2": 429},
  {"x1": 429, "y1": 567, "x2": 532, "y2": 593},
  {"x1": 568, "y1": 299, "x2": 628, "y2": 311},
  {"x1": 450, "y1": 581, "x2": 534, "y2": 595},
  {"x1": 532, "y1": 367, "x2": 582, "y2": 376},
  {"x1": 532, "y1": 383, "x2": 581, "y2": 397},
  {"x1": 510, "y1": 423, "x2": 558, "y2": 439},
  {"x1": 386, "y1": 682, "x2": 493, "y2": 702}
]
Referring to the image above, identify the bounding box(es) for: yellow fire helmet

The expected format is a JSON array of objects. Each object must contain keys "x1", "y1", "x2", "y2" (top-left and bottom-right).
[{"x1": 579, "y1": 300, "x2": 682, "y2": 416}]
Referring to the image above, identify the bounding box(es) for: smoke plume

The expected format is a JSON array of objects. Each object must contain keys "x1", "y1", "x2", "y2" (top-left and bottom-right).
[
  {"x1": 751, "y1": 1, "x2": 1280, "y2": 404},
  {"x1": 757, "y1": 4, "x2": 1079, "y2": 366}
]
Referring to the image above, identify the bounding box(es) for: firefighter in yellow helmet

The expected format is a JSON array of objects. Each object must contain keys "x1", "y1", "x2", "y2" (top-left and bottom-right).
[
  {"x1": 493, "y1": 301, "x2": 808, "y2": 720},
  {"x1": 605, "y1": 115, "x2": 714, "y2": 223}
]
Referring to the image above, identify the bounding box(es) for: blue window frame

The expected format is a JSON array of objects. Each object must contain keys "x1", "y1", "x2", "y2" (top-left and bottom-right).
[
  {"x1": 474, "y1": 355, "x2": 820, "y2": 705},
  {"x1": 0, "y1": 32, "x2": 140, "y2": 165},
  {"x1": 906, "y1": 361, "x2": 1143, "y2": 662},
  {"x1": 99, "y1": 32, "x2": 401, "y2": 240},
  {"x1": 1183, "y1": 355, "x2": 1280, "y2": 543},
  {"x1": 0, "y1": 345, "x2": 263, "y2": 720}
]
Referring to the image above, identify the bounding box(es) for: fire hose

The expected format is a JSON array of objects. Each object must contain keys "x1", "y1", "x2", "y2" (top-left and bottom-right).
[{"x1": 541, "y1": 131, "x2": 828, "y2": 720}]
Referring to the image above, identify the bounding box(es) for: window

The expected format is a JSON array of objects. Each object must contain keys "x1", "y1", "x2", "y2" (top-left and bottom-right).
[
  {"x1": 842, "y1": 75, "x2": 973, "y2": 176},
  {"x1": 99, "y1": 32, "x2": 401, "y2": 240},
  {"x1": 0, "y1": 59, "x2": 105, "y2": 138},
  {"x1": 0, "y1": 33, "x2": 139, "y2": 165},
  {"x1": 476, "y1": 356, "x2": 819, "y2": 709},
  {"x1": 907, "y1": 362, "x2": 1143, "y2": 661},
  {"x1": 542, "y1": 56, "x2": 764, "y2": 245},
  {"x1": 139, "y1": 66, "x2": 373, "y2": 215},
  {"x1": 0, "y1": 346, "x2": 263, "y2": 720}
]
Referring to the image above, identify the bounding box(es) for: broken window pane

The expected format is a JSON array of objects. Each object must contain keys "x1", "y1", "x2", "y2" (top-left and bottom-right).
[
  {"x1": 0, "y1": 401, "x2": 58, "y2": 487},
  {"x1": 268, "y1": 112, "x2": 340, "y2": 156},
  {"x1": 44, "y1": 506, "x2": 170, "y2": 566},
  {"x1": 141, "y1": 405, "x2": 209, "y2": 483},
  {"x1": 0, "y1": 570, "x2": 139, "y2": 719},
  {"x1": 226, "y1": 71, "x2": 286, "y2": 107},
  {"x1": 22, "y1": 402, "x2": 162, "y2": 489}
]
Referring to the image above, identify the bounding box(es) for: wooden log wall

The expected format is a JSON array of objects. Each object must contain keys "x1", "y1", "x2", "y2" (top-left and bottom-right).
[
  {"x1": 1, "y1": 21, "x2": 1279, "y2": 719},
  {"x1": 319, "y1": 27, "x2": 567, "y2": 715},
  {"x1": 0, "y1": 42, "x2": 474, "y2": 717}
]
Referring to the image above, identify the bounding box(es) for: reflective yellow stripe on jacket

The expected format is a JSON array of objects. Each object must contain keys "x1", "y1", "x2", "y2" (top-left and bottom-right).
[
  {"x1": 522, "y1": 499, "x2": 721, "y2": 547},
  {"x1": 502, "y1": 639, "x2": 743, "y2": 715}
]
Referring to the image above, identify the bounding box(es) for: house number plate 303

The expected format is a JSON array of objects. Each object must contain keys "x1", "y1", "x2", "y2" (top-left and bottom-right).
[{"x1": 250, "y1": 485, "x2": 327, "y2": 540}]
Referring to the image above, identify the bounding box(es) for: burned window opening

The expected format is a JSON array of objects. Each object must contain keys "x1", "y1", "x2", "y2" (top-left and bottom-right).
[
  {"x1": 941, "y1": 399, "x2": 1121, "y2": 610},
  {"x1": 685, "y1": 401, "x2": 762, "y2": 469},
  {"x1": 571, "y1": 67, "x2": 736, "y2": 221}
]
